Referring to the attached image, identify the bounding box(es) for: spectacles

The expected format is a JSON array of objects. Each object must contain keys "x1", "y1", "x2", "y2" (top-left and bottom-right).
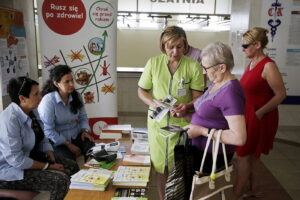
[
  {"x1": 241, "y1": 42, "x2": 255, "y2": 49},
  {"x1": 202, "y1": 63, "x2": 222, "y2": 72},
  {"x1": 18, "y1": 78, "x2": 27, "y2": 95}
]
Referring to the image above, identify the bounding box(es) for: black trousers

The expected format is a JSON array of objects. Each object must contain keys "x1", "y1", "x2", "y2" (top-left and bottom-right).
[{"x1": 53, "y1": 133, "x2": 95, "y2": 161}]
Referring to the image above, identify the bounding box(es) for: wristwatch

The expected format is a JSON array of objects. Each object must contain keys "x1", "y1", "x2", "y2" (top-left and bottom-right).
[{"x1": 82, "y1": 128, "x2": 90, "y2": 134}]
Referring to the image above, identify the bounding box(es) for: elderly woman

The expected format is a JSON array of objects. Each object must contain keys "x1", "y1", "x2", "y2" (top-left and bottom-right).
[
  {"x1": 138, "y1": 26, "x2": 205, "y2": 200},
  {"x1": 0, "y1": 77, "x2": 78, "y2": 200},
  {"x1": 235, "y1": 27, "x2": 286, "y2": 198},
  {"x1": 182, "y1": 42, "x2": 247, "y2": 175}
]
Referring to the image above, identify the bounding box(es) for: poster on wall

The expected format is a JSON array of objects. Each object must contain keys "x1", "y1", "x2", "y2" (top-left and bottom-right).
[
  {"x1": 261, "y1": 0, "x2": 300, "y2": 104},
  {"x1": 36, "y1": 0, "x2": 118, "y2": 137},
  {"x1": 0, "y1": 7, "x2": 29, "y2": 96}
]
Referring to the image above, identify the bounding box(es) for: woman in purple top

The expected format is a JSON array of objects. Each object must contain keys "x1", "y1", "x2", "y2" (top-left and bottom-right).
[{"x1": 175, "y1": 42, "x2": 247, "y2": 175}]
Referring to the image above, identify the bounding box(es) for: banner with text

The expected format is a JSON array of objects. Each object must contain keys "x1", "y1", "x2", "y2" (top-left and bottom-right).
[
  {"x1": 118, "y1": 0, "x2": 231, "y2": 15},
  {"x1": 261, "y1": 0, "x2": 300, "y2": 103},
  {"x1": 37, "y1": 0, "x2": 118, "y2": 137}
]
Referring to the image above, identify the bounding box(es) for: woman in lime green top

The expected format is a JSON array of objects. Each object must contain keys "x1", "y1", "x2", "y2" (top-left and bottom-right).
[{"x1": 138, "y1": 26, "x2": 205, "y2": 200}]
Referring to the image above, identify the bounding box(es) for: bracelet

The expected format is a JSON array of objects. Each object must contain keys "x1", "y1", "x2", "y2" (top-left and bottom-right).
[
  {"x1": 207, "y1": 128, "x2": 212, "y2": 135},
  {"x1": 42, "y1": 162, "x2": 49, "y2": 170}
]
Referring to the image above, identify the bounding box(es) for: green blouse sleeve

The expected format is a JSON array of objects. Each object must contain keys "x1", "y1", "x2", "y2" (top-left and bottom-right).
[{"x1": 138, "y1": 58, "x2": 153, "y2": 90}]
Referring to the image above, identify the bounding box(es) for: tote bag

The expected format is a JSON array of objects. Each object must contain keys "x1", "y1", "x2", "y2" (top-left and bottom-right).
[
  {"x1": 165, "y1": 130, "x2": 198, "y2": 200},
  {"x1": 190, "y1": 129, "x2": 234, "y2": 200}
]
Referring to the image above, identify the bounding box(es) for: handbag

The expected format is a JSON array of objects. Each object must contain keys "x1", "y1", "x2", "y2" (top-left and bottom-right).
[
  {"x1": 164, "y1": 130, "x2": 198, "y2": 200},
  {"x1": 190, "y1": 129, "x2": 234, "y2": 200}
]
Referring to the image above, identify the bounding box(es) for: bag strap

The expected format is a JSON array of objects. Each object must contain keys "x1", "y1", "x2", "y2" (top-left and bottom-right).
[
  {"x1": 199, "y1": 129, "x2": 216, "y2": 173},
  {"x1": 210, "y1": 130, "x2": 230, "y2": 179},
  {"x1": 176, "y1": 129, "x2": 189, "y2": 146},
  {"x1": 210, "y1": 129, "x2": 222, "y2": 176},
  {"x1": 222, "y1": 143, "x2": 229, "y2": 170}
]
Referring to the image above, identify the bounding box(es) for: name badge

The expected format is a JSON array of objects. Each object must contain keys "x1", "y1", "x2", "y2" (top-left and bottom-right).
[{"x1": 177, "y1": 88, "x2": 187, "y2": 96}]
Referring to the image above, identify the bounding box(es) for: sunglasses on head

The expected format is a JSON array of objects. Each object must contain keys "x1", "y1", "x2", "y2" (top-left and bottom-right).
[
  {"x1": 241, "y1": 42, "x2": 255, "y2": 49},
  {"x1": 18, "y1": 78, "x2": 27, "y2": 95}
]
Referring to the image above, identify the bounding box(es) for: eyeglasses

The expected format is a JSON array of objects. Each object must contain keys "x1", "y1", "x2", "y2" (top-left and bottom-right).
[
  {"x1": 18, "y1": 78, "x2": 27, "y2": 95},
  {"x1": 241, "y1": 42, "x2": 255, "y2": 49},
  {"x1": 202, "y1": 63, "x2": 222, "y2": 72}
]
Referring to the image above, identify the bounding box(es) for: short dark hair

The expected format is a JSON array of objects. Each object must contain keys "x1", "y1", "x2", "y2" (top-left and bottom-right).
[{"x1": 7, "y1": 77, "x2": 39, "y2": 105}]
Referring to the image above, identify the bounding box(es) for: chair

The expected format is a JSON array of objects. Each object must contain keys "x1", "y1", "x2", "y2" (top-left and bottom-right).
[{"x1": 0, "y1": 189, "x2": 39, "y2": 200}]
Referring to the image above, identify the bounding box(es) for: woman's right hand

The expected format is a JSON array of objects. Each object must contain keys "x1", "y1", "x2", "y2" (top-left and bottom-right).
[
  {"x1": 66, "y1": 142, "x2": 82, "y2": 157},
  {"x1": 49, "y1": 163, "x2": 65, "y2": 171}
]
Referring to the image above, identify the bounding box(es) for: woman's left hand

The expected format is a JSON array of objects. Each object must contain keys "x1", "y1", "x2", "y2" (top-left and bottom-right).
[
  {"x1": 81, "y1": 132, "x2": 95, "y2": 142},
  {"x1": 184, "y1": 124, "x2": 203, "y2": 139},
  {"x1": 172, "y1": 103, "x2": 187, "y2": 117},
  {"x1": 45, "y1": 151, "x2": 56, "y2": 163},
  {"x1": 255, "y1": 110, "x2": 264, "y2": 120}
]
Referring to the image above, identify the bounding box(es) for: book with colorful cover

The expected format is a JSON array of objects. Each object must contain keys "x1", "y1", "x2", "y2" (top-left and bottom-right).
[
  {"x1": 122, "y1": 154, "x2": 151, "y2": 166},
  {"x1": 70, "y1": 168, "x2": 114, "y2": 191},
  {"x1": 112, "y1": 166, "x2": 151, "y2": 187}
]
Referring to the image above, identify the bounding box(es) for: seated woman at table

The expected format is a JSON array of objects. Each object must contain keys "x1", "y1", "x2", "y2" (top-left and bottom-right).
[
  {"x1": 38, "y1": 65, "x2": 95, "y2": 162},
  {"x1": 0, "y1": 77, "x2": 78, "y2": 200}
]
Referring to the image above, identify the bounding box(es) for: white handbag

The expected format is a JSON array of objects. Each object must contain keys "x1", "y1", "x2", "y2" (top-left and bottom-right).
[{"x1": 189, "y1": 129, "x2": 234, "y2": 200}]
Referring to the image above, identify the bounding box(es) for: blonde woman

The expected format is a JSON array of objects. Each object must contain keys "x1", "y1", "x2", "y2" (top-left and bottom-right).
[
  {"x1": 235, "y1": 27, "x2": 286, "y2": 198},
  {"x1": 138, "y1": 26, "x2": 205, "y2": 199}
]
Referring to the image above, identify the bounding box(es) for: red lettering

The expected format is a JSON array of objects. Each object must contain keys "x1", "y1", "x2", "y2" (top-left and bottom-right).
[
  {"x1": 277, "y1": 8, "x2": 283, "y2": 16},
  {"x1": 268, "y1": 8, "x2": 273, "y2": 16}
]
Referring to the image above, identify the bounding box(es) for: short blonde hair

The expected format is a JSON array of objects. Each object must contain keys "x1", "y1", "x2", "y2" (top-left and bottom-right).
[
  {"x1": 243, "y1": 27, "x2": 269, "y2": 49},
  {"x1": 160, "y1": 26, "x2": 188, "y2": 54},
  {"x1": 201, "y1": 42, "x2": 234, "y2": 71}
]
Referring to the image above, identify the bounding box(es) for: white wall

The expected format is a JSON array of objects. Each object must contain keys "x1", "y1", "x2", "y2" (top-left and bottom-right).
[{"x1": 117, "y1": 29, "x2": 230, "y2": 68}]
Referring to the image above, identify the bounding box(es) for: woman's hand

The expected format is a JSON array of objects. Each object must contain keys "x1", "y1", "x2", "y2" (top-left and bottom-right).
[
  {"x1": 171, "y1": 103, "x2": 187, "y2": 117},
  {"x1": 255, "y1": 110, "x2": 264, "y2": 120},
  {"x1": 49, "y1": 163, "x2": 65, "y2": 171},
  {"x1": 81, "y1": 132, "x2": 95, "y2": 142},
  {"x1": 45, "y1": 151, "x2": 56, "y2": 163},
  {"x1": 184, "y1": 124, "x2": 203, "y2": 139},
  {"x1": 65, "y1": 142, "x2": 81, "y2": 157}
]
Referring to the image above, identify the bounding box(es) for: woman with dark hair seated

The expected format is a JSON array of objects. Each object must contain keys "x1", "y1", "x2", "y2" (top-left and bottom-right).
[
  {"x1": 38, "y1": 65, "x2": 95, "y2": 162},
  {"x1": 0, "y1": 77, "x2": 79, "y2": 200}
]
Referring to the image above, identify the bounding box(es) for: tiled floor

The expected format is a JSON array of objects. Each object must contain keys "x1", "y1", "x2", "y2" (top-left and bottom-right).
[{"x1": 34, "y1": 114, "x2": 300, "y2": 200}]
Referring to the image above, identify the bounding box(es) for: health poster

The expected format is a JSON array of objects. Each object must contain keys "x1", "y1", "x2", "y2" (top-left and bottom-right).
[
  {"x1": 0, "y1": 7, "x2": 29, "y2": 96},
  {"x1": 37, "y1": 0, "x2": 118, "y2": 137}
]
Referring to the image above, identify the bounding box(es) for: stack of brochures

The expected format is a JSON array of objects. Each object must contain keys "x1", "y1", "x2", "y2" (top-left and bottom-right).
[
  {"x1": 70, "y1": 168, "x2": 114, "y2": 191},
  {"x1": 112, "y1": 166, "x2": 151, "y2": 187},
  {"x1": 131, "y1": 128, "x2": 148, "y2": 140},
  {"x1": 100, "y1": 124, "x2": 132, "y2": 139},
  {"x1": 131, "y1": 141, "x2": 150, "y2": 155},
  {"x1": 122, "y1": 154, "x2": 151, "y2": 166},
  {"x1": 131, "y1": 128, "x2": 150, "y2": 155}
]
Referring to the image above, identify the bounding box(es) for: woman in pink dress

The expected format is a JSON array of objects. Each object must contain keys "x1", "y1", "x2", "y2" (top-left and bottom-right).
[{"x1": 234, "y1": 27, "x2": 286, "y2": 198}]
